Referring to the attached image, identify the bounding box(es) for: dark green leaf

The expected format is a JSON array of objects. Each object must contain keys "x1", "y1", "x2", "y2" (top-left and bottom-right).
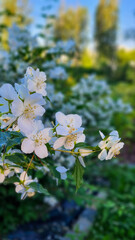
[
  {"x1": 29, "y1": 182, "x2": 50, "y2": 195},
  {"x1": 73, "y1": 158, "x2": 84, "y2": 191}
]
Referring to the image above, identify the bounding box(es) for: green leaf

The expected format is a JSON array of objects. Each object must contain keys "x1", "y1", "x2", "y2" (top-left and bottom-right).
[
  {"x1": 0, "y1": 131, "x2": 11, "y2": 152},
  {"x1": 75, "y1": 142, "x2": 100, "y2": 151},
  {"x1": 46, "y1": 143, "x2": 55, "y2": 155},
  {"x1": 6, "y1": 137, "x2": 23, "y2": 151},
  {"x1": 73, "y1": 158, "x2": 84, "y2": 191},
  {"x1": 29, "y1": 182, "x2": 50, "y2": 196},
  {"x1": 4, "y1": 176, "x2": 19, "y2": 184},
  {"x1": 45, "y1": 96, "x2": 52, "y2": 103},
  {"x1": 7, "y1": 153, "x2": 29, "y2": 166}
]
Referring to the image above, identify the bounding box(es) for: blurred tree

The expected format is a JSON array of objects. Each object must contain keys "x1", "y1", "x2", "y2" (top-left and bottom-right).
[
  {"x1": 95, "y1": 0, "x2": 118, "y2": 61},
  {"x1": 53, "y1": 4, "x2": 89, "y2": 49},
  {"x1": 0, "y1": 0, "x2": 32, "y2": 49}
]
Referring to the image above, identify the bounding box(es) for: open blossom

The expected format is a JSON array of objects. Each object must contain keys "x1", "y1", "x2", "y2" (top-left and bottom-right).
[
  {"x1": 98, "y1": 130, "x2": 124, "y2": 160},
  {"x1": 53, "y1": 112, "x2": 85, "y2": 150},
  {"x1": 21, "y1": 120, "x2": 52, "y2": 158},
  {"x1": 24, "y1": 67, "x2": 47, "y2": 96},
  {"x1": 11, "y1": 92, "x2": 45, "y2": 134},
  {"x1": 106, "y1": 142, "x2": 124, "y2": 160},
  {"x1": 14, "y1": 171, "x2": 37, "y2": 200}
]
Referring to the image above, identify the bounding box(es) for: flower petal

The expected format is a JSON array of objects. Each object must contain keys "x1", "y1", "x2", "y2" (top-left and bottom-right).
[
  {"x1": 76, "y1": 133, "x2": 85, "y2": 143},
  {"x1": 11, "y1": 98, "x2": 24, "y2": 117},
  {"x1": 0, "y1": 173, "x2": 5, "y2": 183},
  {"x1": 33, "y1": 104, "x2": 45, "y2": 117},
  {"x1": 56, "y1": 166, "x2": 68, "y2": 173},
  {"x1": 78, "y1": 156, "x2": 86, "y2": 167},
  {"x1": 56, "y1": 112, "x2": 66, "y2": 125},
  {"x1": 15, "y1": 83, "x2": 29, "y2": 99},
  {"x1": 99, "y1": 131, "x2": 105, "y2": 139},
  {"x1": 98, "y1": 149, "x2": 108, "y2": 161},
  {"x1": 53, "y1": 137, "x2": 66, "y2": 149},
  {"x1": 0, "y1": 84, "x2": 17, "y2": 100},
  {"x1": 56, "y1": 126, "x2": 69, "y2": 136},
  {"x1": 21, "y1": 138, "x2": 35, "y2": 154},
  {"x1": 40, "y1": 128, "x2": 53, "y2": 143},
  {"x1": 34, "y1": 144, "x2": 48, "y2": 158},
  {"x1": 18, "y1": 117, "x2": 35, "y2": 136},
  {"x1": 79, "y1": 149, "x2": 93, "y2": 157}
]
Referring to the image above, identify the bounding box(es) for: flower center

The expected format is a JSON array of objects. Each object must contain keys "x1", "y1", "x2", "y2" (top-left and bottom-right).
[
  {"x1": 36, "y1": 80, "x2": 45, "y2": 90},
  {"x1": 23, "y1": 104, "x2": 36, "y2": 119},
  {"x1": 66, "y1": 134, "x2": 77, "y2": 147},
  {"x1": 33, "y1": 133, "x2": 47, "y2": 146}
]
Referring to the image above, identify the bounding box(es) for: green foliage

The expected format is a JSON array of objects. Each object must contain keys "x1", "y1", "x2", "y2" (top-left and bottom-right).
[{"x1": 86, "y1": 162, "x2": 135, "y2": 240}]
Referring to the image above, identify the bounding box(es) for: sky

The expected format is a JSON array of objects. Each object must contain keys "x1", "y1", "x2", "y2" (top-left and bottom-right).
[{"x1": 29, "y1": 0, "x2": 135, "y2": 50}]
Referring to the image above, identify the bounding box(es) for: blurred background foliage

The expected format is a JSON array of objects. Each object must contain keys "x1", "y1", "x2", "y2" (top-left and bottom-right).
[{"x1": 0, "y1": 0, "x2": 135, "y2": 239}]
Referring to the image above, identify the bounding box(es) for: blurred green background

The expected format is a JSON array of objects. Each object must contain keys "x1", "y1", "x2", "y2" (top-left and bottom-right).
[{"x1": 0, "y1": 0, "x2": 135, "y2": 239}]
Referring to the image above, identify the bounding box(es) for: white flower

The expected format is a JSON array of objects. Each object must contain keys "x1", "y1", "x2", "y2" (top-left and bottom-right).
[
  {"x1": 53, "y1": 112, "x2": 85, "y2": 150},
  {"x1": 0, "y1": 114, "x2": 16, "y2": 129},
  {"x1": 106, "y1": 142, "x2": 124, "y2": 160},
  {"x1": 98, "y1": 130, "x2": 124, "y2": 160},
  {"x1": 56, "y1": 166, "x2": 68, "y2": 180},
  {"x1": 21, "y1": 120, "x2": 52, "y2": 158},
  {"x1": 79, "y1": 149, "x2": 93, "y2": 157},
  {"x1": 24, "y1": 67, "x2": 47, "y2": 96},
  {"x1": 0, "y1": 84, "x2": 17, "y2": 100},
  {"x1": 11, "y1": 92, "x2": 45, "y2": 134},
  {"x1": 0, "y1": 168, "x2": 11, "y2": 183},
  {"x1": 14, "y1": 171, "x2": 37, "y2": 200}
]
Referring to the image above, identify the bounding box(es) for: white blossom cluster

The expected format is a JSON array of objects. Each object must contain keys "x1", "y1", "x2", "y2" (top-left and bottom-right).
[
  {"x1": 0, "y1": 67, "x2": 125, "y2": 199},
  {"x1": 8, "y1": 24, "x2": 37, "y2": 52}
]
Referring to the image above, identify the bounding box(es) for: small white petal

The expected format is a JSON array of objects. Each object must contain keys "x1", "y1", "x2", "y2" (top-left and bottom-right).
[
  {"x1": 56, "y1": 126, "x2": 69, "y2": 136},
  {"x1": 61, "y1": 173, "x2": 67, "y2": 180},
  {"x1": 21, "y1": 138, "x2": 35, "y2": 154},
  {"x1": 11, "y1": 98, "x2": 24, "y2": 117},
  {"x1": 79, "y1": 149, "x2": 93, "y2": 157},
  {"x1": 33, "y1": 104, "x2": 45, "y2": 117},
  {"x1": 56, "y1": 166, "x2": 68, "y2": 173},
  {"x1": 0, "y1": 84, "x2": 17, "y2": 100},
  {"x1": 98, "y1": 149, "x2": 108, "y2": 161},
  {"x1": 78, "y1": 156, "x2": 86, "y2": 167},
  {"x1": 15, "y1": 184, "x2": 24, "y2": 193},
  {"x1": 15, "y1": 84, "x2": 29, "y2": 99},
  {"x1": 0, "y1": 173, "x2": 5, "y2": 183},
  {"x1": 53, "y1": 137, "x2": 66, "y2": 149},
  {"x1": 76, "y1": 133, "x2": 85, "y2": 143},
  {"x1": 34, "y1": 144, "x2": 48, "y2": 159},
  {"x1": 99, "y1": 131, "x2": 105, "y2": 139},
  {"x1": 56, "y1": 112, "x2": 66, "y2": 125}
]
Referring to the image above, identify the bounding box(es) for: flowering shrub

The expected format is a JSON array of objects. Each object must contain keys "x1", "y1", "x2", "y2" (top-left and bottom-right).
[{"x1": 0, "y1": 67, "x2": 124, "y2": 200}]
